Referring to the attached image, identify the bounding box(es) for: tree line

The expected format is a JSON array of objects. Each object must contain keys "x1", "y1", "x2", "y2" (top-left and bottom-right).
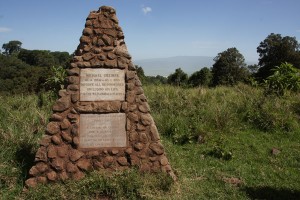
[
  {"x1": 137, "y1": 33, "x2": 300, "y2": 92},
  {"x1": 0, "y1": 41, "x2": 71, "y2": 94},
  {"x1": 0, "y1": 33, "x2": 299, "y2": 94}
]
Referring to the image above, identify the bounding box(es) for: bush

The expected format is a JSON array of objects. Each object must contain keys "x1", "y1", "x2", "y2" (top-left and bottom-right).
[
  {"x1": 264, "y1": 62, "x2": 300, "y2": 96},
  {"x1": 44, "y1": 66, "x2": 67, "y2": 94}
]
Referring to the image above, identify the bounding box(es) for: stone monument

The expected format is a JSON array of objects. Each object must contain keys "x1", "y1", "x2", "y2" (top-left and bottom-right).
[{"x1": 25, "y1": 6, "x2": 175, "y2": 187}]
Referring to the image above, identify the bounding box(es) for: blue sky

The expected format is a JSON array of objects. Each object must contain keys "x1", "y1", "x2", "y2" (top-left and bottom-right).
[{"x1": 0, "y1": 0, "x2": 299, "y2": 63}]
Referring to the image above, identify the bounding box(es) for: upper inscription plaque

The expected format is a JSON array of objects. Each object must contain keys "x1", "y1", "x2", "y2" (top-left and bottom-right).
[{"x1": 80, "y1": 69, "x2": 125, "y2": 101}]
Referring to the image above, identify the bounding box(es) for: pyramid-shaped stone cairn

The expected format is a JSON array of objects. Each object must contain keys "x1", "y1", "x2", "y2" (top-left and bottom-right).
[{"x1": 25, "y1": 6, "x2": 175, "y2": 187}]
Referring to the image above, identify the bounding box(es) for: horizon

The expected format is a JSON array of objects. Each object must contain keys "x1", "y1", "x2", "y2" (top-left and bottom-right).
[{"x1": 0, "y1": 0, "x2": 299, "y2": 64}]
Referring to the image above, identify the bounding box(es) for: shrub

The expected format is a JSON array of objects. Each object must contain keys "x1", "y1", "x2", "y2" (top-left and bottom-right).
[
  {"x1": 44, "y1": 66, "x2": 67, "y2": 94},
  {"x1": 264, "y1": 62, "x2": 300, "y2": 96}
]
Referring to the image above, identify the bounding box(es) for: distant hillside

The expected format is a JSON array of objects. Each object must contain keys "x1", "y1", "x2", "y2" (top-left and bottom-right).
[
  {"x1": 133, "y1": 56, "x2": 214, "y2": 76},
  {"x1": 134, "y1": 56, "x2": 257, "y2": 76}
]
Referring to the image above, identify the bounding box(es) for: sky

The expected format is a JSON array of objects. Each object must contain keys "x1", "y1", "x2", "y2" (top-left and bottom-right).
[{"x1": 0, "y1": 0, "x2": 299, "y2": 63}]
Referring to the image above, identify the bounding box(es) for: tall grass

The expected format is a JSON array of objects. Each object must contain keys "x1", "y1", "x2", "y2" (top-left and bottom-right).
[
  {"x1": 0, "y1": 85, "x2": 300, "y2": 199},
  {"x1": 0, "y1": 93, "x2": 53, "y2": 198},
  {"x1": 145, "y1": 84, "x2": 300, "y2": 144}
]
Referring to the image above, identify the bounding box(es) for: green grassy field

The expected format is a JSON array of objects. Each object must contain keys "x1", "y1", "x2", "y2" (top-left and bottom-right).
[{"x1": 0, "y1": 84, "x2": 300, "y2": 199}]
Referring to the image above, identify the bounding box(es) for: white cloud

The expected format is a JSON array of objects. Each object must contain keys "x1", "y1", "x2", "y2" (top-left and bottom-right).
[
  {"x1": 142, "y1": 6, "x2": 152, "y2": 15},
  {"x1": 0, "y1": 27, "x2": 12, "y2": 33}
]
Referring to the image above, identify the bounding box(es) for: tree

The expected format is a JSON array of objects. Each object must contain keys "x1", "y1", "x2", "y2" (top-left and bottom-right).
[
  {"x1": 212, "y1": 47, "x2": 249, "y2": 86},
  {"x1": 146, "y1": 75, "x2": 167, "y2": 85},
  {"x1": 256, "y1": 33, "x2": 300, "y2": 80},
  {"x1": 167, "y1": 68, "x2": 188, "y2": 86},
  {"x1": 2, "y1": 40, "x2": 22, "y2": 55},
  {"x1": 18, "y1": 49, "x2": 71, "y2": 68},
  {"x1": 0, "y1": 53, "x2": 51, "y2": 93},
  {"x1": 51, "y1": 51, "x2": 71, "y2": 67},
  {"x1": 247, "y1": 64, "x2": 259, "y2": 75},
  {"x1": 135, "y1": 65, "x2": 145, "y2": 79},
  {"x1": 188, "y1": 67, "x2": 212, "y2": 87}
]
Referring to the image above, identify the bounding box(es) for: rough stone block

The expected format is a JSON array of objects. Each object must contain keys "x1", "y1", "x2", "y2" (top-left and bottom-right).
[
  {"x1": 51, "y1": 158, "x2": 65, "y2": 171},
  {"x1": 126, "y1": 71, "x2": 136, "y2": 80},
  {"x1": 134, "y1": 142, "x2": 144, "y2": 151},
  {"x1": 46, "y1": 122, "x2": 60, "y2": 135},
  {"x1": 39, "y1": 136, "x2": 52, "y2": 147},
  {"x1": 149, "y1": 143, "x2": 164, "y2": 155},
  {"x1": 103, "y1": 156, "x2": 114, "y2": 168},
  {"x1": 47, "y1": 171, "x2": 57, "y2": 181},
  {"x1": 77, "y1": 159, "x2": 91, "y2": 171},
  {"x1": 25, "y1": 178, "x2": 37, "y2": 188},
  {"x1": 67, "y1": 68, "x2": 80, "y2": 76},
  {"x1": 67, "y1": 84, "x2": 79, "y2": 91},
  {"x1": 47, "y1": 145, "x2": 57, "y2": 159},
  {"x1": 50, "y1": 114, "x2": 63, "y2": 122},
  {"x1": 57, "y1": 145, "x2": 69, "y2": 158},
  {"x1": 140, "y1": 114, "x2": 154, "y2": 126},
  {"x1": 138, "y1": 103, "x2": 150, "y2": 113},
  {"x1": 29, "y1": 166, "x2": 39, "y2": 176},
  {"x1": 80, "y1": 36, "x2": 91, "y2": 44},
  {"x1": 107, "y1": 52, "x2": 116, "y2": 60},
  {"x1": 117, "y1": 157, "x2": 128, "y2": 166},
  {"x1": 69, "y1": 149, "x2": 84, "y2": 162},
  {"x1": 139, "y1": 132, "x2": 148, "y2": 143},
  {"x1": 72, "y1": 171, "x2": 85, "y2": 180},
  {"x1": 104, "y1": 59, "x2": 117, "y2": 68},
  {"x1": 128, "y1": 112, "x2": 139, "y2": 122},
  {"x1": 150, "y1": 124, "x2": 160, "y2": 141},
  {"x1": 35, "y1": 147, "x2": 47, "y2": 162},
  {"x1": 83, "y1": 28, "x2": 93, "y2": 36},
  {"x1": 51, "y1": 135, "x2": 62, "y2": 145},
  {"x1": 87, "y1": 12, "x2": 98, "y2": 19},
  {"x1": 67, "y1": 162, "x2": 78, "y2": 173},
  {"x1": 37, "y1": 176, "x2": 47, "y2": 184},
  {"x1": 60, "y1": 118, "x2": 71, "y2": 130},
  {"x1": 71, "y1": 93, "x2": 79, "y2": 103},
  {"x1": 59, "y1": 172, "x2": 69, "y2": 181},
  {"x1": 76, "y1": 101, "x2": 122, "y2": 113},
  {"x1": 82, "y1": 52, "x2": 95, "y2": 61},
  {"x1": 36, "y1": 162, "x2": 48, "y2": 173},
  {"x1": 160, "y1": 156, "x2": 169, "y2": 166},
  {"x1": 52, "y1": 96, "x2": 71, "y2": 112},
  {"x1": 61, "y1": 131, "x2": 72, "y2": 143},
  {"x1": 102, "y1": 34, "x2": 112, "y2": 45},
  {"x1": 86, "y1": 151, "x2": 100, "y2": 158}
]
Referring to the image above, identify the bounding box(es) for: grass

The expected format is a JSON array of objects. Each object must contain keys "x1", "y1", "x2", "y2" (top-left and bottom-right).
[{"x1": 0, "y1": 84, "x2": 300, "y2": 199}]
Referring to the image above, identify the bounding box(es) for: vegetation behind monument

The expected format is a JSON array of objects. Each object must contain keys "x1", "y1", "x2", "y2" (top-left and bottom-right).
[
  {"x1": 1, "y1": 32, "x2": 300, "y2": 94},
  {"x1": 0, "y1": 41, "x2": 71, "y2": 94}
]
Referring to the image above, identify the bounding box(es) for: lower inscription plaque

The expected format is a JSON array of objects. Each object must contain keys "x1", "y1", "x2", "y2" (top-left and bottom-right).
[{"x1": 79, "y1": 113, "x2": 127, "y2": 148}]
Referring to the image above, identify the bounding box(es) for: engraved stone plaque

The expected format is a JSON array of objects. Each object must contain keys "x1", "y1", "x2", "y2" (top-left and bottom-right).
[
  {"x1": 80, "y1": 69, "x2": 125, "y2": 101},
  {"x1": 79, "y1": 113, "x2": 127, "y2": 148}
]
